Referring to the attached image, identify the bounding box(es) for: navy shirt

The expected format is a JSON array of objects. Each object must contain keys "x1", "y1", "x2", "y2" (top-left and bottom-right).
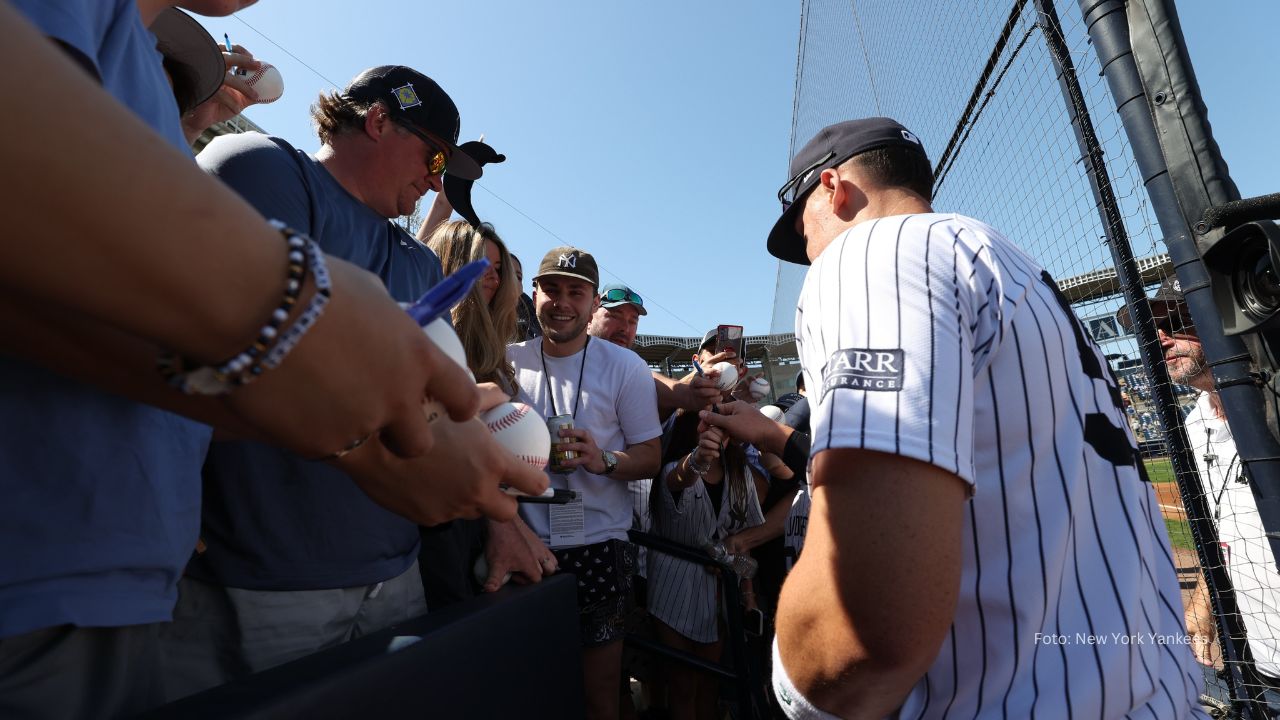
[
  {"x1": 189, "y1": 133, "x2": 443, "y2": 590},
  {"x1": 0, "y1": 0, "x2": 211, "y2": 639}
]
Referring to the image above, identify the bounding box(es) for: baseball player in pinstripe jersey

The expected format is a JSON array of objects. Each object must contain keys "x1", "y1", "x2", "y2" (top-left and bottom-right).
[{"x1": 762, "y1": 118, "x2": 1207, "y2": 718}]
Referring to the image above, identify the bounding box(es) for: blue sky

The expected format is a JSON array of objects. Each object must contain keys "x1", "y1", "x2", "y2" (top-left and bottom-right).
[{"x1": 195, "y1": 1, "x2": 1276, "y2": 339}]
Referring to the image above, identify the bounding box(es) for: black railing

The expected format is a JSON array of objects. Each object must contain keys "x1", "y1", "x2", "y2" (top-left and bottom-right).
[{"x1": 626, "y1": 530, "x2": 769, "y2": 720}]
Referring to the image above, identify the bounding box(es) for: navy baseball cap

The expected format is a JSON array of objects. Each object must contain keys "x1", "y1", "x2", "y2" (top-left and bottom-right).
[
  {"x1": 768, "y1": 117, "x2": 927, "y2": 265},
  {"x1": 343, "y1": 65, "x2": 482, "y2": 180}
]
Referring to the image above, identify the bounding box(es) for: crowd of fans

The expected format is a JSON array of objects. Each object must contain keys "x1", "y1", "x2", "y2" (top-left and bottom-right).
[
  {"x1": 3, "y1": 2, "x2": 1276, "y2": 720},
  {"x1": 0, "y1": 3, "x2": 800, "y2": 718}
]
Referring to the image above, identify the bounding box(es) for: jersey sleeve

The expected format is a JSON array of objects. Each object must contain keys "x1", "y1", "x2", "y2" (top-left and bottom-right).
[{"x1": 798, "y1": 216, "x2": 1001, "y2": 487}]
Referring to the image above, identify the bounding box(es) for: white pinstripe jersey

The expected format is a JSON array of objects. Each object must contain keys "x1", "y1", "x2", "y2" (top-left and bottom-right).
[
  {"x1": 647, "y1": 458, "x2": 765, "y2": 643},
  {"x1": 784, "y1": 213, "x2": 1205, "y2": 718}
]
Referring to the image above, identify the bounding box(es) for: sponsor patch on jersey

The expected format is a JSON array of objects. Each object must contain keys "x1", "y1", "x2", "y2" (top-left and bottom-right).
[{"x1": 823, "y1": 348, "x2": 905, "y2": 393}]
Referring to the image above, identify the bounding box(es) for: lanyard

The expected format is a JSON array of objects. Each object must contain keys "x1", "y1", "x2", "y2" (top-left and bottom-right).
[{"x1": 541, "y1": 336, "x2": 589, "y2": 419}]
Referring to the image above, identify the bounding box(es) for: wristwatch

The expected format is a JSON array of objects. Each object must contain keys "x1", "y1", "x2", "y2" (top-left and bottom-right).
[{"x1": 601, "y1": 450, "x2": 619, "y2": 475}]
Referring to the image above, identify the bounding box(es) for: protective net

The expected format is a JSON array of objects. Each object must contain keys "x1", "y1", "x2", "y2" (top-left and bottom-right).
[{"x1": 774, "y1": 0, "x2": 1278, "y2": 712}]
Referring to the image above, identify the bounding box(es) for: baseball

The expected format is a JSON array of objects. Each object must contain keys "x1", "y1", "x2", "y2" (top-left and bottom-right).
[
  {"x1": 421, "y1": 317, "x2": 474, "y2": 423},
  {"x1": 244, "y1": 63, "x2": 284, "y2": 104},
  {"x1": 711, "y1": 361, "x2": 739, "y2": 391},
  {"x1": 760, "y1": 405, "x2": 785, "y2": 423},
  {"x1": 480, "y1": 402, "x2": 550, "y2": 472},
  {"x1": 749, "y1": 377, "x2": 771, "y2": 400}
]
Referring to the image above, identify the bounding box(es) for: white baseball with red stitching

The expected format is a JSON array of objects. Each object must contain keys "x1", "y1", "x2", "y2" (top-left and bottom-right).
[
  {"x1": 481, "y1": 402, "x2": 549, "y2": 470},
  {"x1": 244, "y1": 63, "x2": 284, "y2": 104},
  {"x1": 712, "y1": 361, "x2": 739, "y2": 391}
]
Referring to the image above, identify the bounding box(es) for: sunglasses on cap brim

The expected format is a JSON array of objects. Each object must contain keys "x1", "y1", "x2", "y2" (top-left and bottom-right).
[{"x1": 602, "y1": 287, "x2": 643, "y2": 306}]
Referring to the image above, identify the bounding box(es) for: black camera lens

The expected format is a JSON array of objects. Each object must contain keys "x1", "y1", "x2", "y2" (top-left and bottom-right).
[{"x1": 1234, "y1": 239, "x2": 1280, "y2": 322}]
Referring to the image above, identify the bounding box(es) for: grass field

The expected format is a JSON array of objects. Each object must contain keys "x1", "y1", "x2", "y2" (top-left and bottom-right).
[
  {"x1": 1164, "y1": 518, "x2": 1195, "y2": 550},
  {"x1": 1146, "y1": 457, "x2": 1194, "y2": 549},
  {"x1": 1145, "y1": 457, "x2": 1175, "y2": 484}
]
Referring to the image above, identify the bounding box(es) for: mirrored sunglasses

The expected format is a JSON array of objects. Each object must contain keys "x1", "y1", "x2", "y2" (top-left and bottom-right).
[
  {"x1": 394, "y1": 119, "x2": 448, "y2": 176},
  {"x1": 602, "y1": 287, "x2": 643, "y2": 307}
]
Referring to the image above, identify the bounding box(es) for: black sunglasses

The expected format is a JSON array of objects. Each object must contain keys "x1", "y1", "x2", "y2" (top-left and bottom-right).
[
  {"x1": 1153, "y1": 312, "x2": 1196, "y2": 337},
  {"x1": 777, "y1": 150, "x2": 836, "y2": 210},
  {"x1": 602, "y1": 287, "x2": 643, "y2": 306}
]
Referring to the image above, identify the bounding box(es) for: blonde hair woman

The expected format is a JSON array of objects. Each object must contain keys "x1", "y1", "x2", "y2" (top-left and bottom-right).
[
  {"x1": 426, "y1": 220, "x2": 519, "y2": 393},
  {"x1": 419, "y1": 220, "x2": 522, "y2": 609}
]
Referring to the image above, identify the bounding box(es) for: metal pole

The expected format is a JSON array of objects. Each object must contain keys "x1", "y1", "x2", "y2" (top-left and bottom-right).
[{"x1": 1077, "y1": 0, "x2": 1278, "y2": 712}]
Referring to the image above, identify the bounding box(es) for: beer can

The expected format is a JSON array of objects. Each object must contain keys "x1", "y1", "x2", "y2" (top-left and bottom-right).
[{"x1": 547, "y1": 414, "x2": 578, "y2": 474}]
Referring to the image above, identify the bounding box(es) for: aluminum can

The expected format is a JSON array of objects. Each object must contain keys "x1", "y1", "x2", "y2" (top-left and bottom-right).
[{"x1": 547, "y1": 414, "x2": 578, "y2": 474}]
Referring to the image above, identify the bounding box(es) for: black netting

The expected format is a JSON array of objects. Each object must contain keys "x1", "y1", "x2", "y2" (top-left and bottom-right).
[{"x1": 778, "y1": 0, "x2": 1279, "y2": 713}]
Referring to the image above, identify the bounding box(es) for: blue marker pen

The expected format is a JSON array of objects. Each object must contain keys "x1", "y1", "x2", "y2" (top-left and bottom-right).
[{"x1": 223, "y1": 33, "x2": 240, "y2": 75}]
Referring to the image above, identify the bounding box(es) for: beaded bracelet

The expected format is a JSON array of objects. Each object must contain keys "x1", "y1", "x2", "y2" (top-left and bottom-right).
[
  {"x1": 157, "y1": 222, "x2": 331, "y2": 395},
  {"x1": 688, "y1": 451, "x2": 711, "y2": 477}
]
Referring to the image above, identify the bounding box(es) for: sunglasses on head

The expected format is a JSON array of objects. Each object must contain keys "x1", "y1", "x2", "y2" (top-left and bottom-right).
[
  {"x1": 602, "y1": 287, "x2": 643, "y2": 306},
  {"x1": 777, "y1": 151, "x2": 837, "y2": 211},
  {"x1": 392, "y1": 118, "x2": 448, "y2": 176}
]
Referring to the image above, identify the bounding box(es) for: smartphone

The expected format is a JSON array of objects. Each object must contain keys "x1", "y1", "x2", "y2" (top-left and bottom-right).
[
  {"x1": 744, "y1": 607, "x2": 765, "y2": 637},
  {"x1": 716, "y1": 324, "x2": 745, "y2": 358}
]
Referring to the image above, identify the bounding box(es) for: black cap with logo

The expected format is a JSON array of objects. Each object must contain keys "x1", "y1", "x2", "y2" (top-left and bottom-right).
[
  {"x1": 343, "y1": 65, "x2": 482, "y2": 180},
  {"x1": 534, "y1": 247, "x2": 599, "y2": 290},
  {"x1": 768, "y1": 117, "x2": 928, "y2": 266},
  {"x1": 1115, "y1": 276, "x2": 1193, "y2": 332}
]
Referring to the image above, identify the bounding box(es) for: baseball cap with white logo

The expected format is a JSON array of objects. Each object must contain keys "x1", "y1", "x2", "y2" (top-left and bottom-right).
[
  {"x1": 1115, "y1": 275, "x2": 1193, "y2": 332},
  {"x1": 769, "y1": 117, "x2": 928, "y2": 265},
  {"x1": 534, "y1": 246, "x2": 599, "y2": 290}
]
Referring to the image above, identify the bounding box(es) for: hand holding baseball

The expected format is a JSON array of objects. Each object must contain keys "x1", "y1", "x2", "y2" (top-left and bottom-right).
[
  {"x1": 698, "y1": 400, "x2": 791, "y2": 455},
  {"x1": 180, "y1": 44, "x2": 274, "y2": 142}
]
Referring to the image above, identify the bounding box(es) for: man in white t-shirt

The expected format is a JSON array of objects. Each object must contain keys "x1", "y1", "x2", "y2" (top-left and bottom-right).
[
  {"x1": 762, "y1": 117, "x2": 1204, "y2": 719},
  {"x1": 1118, "y1": 278, "x2": 1280, "y2": 682},
  {"x1": 502, "y1": 247, "x2": 661, "y2": 720}
]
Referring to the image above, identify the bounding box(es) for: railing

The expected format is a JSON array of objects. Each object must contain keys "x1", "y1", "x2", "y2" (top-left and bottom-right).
[{"x1": 626, "y1": 530, "x2": 769, "y2": 720}]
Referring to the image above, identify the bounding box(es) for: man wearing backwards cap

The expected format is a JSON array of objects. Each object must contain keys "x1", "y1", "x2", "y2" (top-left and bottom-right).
[
  {"x1": 158, "y1": 66, "x2": 543, "y2": 699},
  {"x1": 499, "y1": 247, "x2": 661, "y2": 720},
  {"x1": 753, "y1": 117, "x2": 1202, "y2": 718},
  {"x1": 1117, "y1": 279, "x2": 1280, "y2": 685}
]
